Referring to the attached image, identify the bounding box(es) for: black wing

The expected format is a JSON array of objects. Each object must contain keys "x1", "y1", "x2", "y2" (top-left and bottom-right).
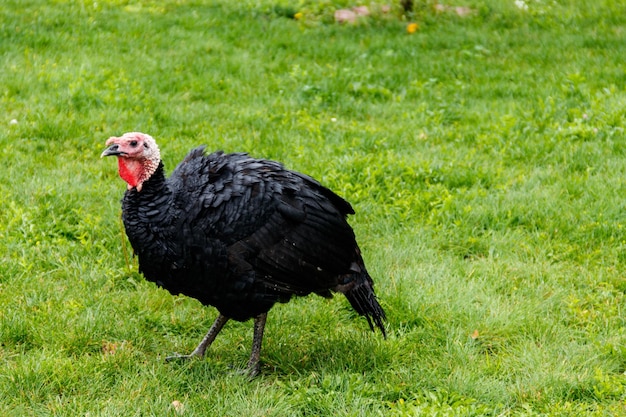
[{"x1": 169, "y1": 147, "x2": 360, "y2": 296}]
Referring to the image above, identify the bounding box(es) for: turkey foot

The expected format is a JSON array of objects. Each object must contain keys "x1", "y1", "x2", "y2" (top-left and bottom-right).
[
  {"x1": 165, "y1": 314, "x2": 229, "y2": 362},
  {"x1": 245, "y1": 313, "x2": 267, "y2": 378}
]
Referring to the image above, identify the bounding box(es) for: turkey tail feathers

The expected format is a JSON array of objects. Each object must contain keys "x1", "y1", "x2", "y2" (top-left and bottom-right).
[{"x1": 344, "y1": 277, "x2": 387, "y2": 338}]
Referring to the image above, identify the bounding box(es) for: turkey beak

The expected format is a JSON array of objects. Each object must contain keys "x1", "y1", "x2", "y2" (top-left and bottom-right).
[{"x1": 101, "y1": 144, "x2": 125, "y2": 158}]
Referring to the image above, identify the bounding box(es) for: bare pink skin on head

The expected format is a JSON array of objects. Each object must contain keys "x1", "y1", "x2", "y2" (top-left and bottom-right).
[{"x1": 102, "y1": 132, "x2": 161, "y2": 192}]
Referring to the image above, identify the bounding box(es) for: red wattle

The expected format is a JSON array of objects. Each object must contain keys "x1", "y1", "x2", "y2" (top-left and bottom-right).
[{"x1": 117, "y1": 158, "x2": 141, "y2": 188}]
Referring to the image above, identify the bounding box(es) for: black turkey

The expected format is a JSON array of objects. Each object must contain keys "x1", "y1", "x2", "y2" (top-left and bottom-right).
[{"x1": 101, "y1": 132, "x2": 386, "y2": 376}]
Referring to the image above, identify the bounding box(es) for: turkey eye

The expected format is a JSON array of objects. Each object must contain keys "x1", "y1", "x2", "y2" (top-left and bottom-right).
[{"x1": 130, "y1": 140, "x2": 138, "y2": 147}]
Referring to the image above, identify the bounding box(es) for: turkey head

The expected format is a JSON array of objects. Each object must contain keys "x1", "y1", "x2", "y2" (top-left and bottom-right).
[{"x1": 101, "y1": 132, "x2": 161, "y2": 192}]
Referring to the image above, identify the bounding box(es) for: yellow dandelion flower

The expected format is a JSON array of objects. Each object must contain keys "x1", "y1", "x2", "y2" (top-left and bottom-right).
[
  {"x1": 407, "y1": 22, "x2": 419, "y2": 34},
  {"x1": 294, "y1": 12, "x2": 303, "y2": 20}
]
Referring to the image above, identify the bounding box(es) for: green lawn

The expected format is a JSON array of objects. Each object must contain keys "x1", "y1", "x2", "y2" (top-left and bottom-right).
[{"x1": 2, "y1": 0, "x2": 626, "y2": 415}]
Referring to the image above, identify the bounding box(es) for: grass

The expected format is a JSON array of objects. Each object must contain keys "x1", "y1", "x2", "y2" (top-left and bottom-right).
[{"x1": 2, "y1": 0, "x2": 626, "y2": 414}]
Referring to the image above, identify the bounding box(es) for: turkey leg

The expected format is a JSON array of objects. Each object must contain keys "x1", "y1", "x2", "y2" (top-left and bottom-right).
[
  {"x1": 166, "y1": 314, "x2": 229, "y2": 361},
  {"x1": 246, "y1": 312, "x2": 267, "y2": 377}
]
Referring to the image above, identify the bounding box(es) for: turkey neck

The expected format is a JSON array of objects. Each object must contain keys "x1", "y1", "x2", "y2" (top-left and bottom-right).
[{"x1": 121, "y1": 162, "x2": 174, "y2": 243}]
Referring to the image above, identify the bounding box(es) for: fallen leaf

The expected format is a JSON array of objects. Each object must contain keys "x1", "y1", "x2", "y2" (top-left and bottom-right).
[
  {"x1": 171, "y1": 400, "x2": 185, "y2": 415},
  {"x1": 102, "y1": 341, "x2": 120, "y2": 355},
  {"x1": 353, "y1": 6, "x2": 370, "y2": 17},
  {"x1": 434, "y1": 4, "x2": 474, "y2": 17},
  {"x1": 471, "y1": 329, "x2": 480, "y2": 340},
  {"x1": 335, "y1": 9, "x2": 357, "y2": 24},
  {"x1": 454, "y1": 6, "x2": 473, "y2": 17}
]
